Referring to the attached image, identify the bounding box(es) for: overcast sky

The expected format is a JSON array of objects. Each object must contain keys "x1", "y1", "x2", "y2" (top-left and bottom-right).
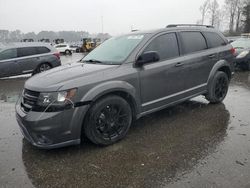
[{"x1": 0, "y1": 0, "x2": 224, "y2": 35}]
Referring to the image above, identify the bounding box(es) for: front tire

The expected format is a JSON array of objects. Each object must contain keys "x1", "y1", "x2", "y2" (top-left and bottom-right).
[
  {"x1": 205, "y1": 71, "x2": 229, "y2": 104},
  {"x1": 84, "y1": 95, "x2": 132, "y2": 146}
]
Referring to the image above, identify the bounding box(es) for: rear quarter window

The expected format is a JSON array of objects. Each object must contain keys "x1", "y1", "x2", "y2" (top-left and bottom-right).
[
  {"x1": 36, "y1": 47, "x2": 50, "y2": 54},
  {"x1": 203, "y1": 32, "x2": 226, "y2": 48},
  {"x1": 56, "y1": 45, "x2": 66, "y2": 48},
  {"x1": 179, "y1": 31, "x2": 207, "y2": 55}
]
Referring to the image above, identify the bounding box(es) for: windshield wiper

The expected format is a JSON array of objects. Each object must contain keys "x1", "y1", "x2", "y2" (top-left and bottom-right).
[{"x1": 83, "y1": 59, "x2": 104, "y2": 64}]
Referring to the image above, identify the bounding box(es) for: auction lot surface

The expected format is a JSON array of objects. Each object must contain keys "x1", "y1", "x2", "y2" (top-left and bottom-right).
[{"x1": 0, "y1": 54, "x2": 250, "y2": 188}]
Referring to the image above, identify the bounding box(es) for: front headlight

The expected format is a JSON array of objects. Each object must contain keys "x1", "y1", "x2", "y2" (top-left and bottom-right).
[
  {"x1": 237, "y1": 50, "x2": 249, "y2": 58},
  {"x1": 37, "y1": 88, "x2": 77, "y2": 107}
]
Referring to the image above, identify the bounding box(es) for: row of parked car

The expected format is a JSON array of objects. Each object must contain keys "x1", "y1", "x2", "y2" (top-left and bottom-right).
[{"x1": 0, "y1": 31, "x2": 250, "y2": 79}]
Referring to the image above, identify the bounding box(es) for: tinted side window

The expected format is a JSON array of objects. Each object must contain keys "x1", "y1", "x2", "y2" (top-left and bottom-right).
[
  {"x1": 56, "y1": 45, "x2": 66, "y2": 48},
  {"x1": 36, "y1": 47, "x2": 50, "y2": 54},
  {"x1": 0, "y1": 49, "x2": 17, "y2": 60},
  {"x1": 17, "y1": 47, "x2": 37, "y2": 57},
  {"x1": 203, "y1": 32, "x2": 226, "y2": 48},
  {"x1": 144, "y1": 33, "x2": 179, "y2": 61},
  {"x1": 180, "y1": 32, "x2": 207, "y2": 55}
]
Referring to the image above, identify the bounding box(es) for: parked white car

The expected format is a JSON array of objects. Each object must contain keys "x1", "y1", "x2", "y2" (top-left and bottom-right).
[{"x1": 54, "y1": 43, "x2": 73, "y2": 55}]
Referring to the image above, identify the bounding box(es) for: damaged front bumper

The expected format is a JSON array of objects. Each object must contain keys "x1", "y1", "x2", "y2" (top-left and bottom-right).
[{"x1": 15, "y1": 98, "x2": 89, "y2": 149}]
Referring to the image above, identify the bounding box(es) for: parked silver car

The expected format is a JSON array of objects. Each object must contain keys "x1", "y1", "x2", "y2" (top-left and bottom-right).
[
  {"x1": 16, "y1": 25, "x2": 235, "y2": 149},
  {"x1": 231, "y1": 38, "x2": 250, "y2": 70},
  {"x1": 0, "y1": 43, "x2": 61, "y2": 78}
]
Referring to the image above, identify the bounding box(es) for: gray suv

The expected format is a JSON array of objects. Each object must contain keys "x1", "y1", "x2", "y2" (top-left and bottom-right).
[
  {"x1": 0, "y1": 43, "x2": 61, "y2": 78},
  {"x1": 16, "y1": 25, "x2": 235, "y2": 149}
]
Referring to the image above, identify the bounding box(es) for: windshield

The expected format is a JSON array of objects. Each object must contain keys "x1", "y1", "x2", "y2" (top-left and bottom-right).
[
  {"x1": 82, "y1": 34, "x2": 145, "y2": 64},
  {"x1": 231, "y1": 39, "x2": 250, "y2": 49}
]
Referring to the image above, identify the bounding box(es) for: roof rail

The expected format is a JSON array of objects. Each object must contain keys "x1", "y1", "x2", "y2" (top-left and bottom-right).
[{"x1": 166, "y1": 24, "x2": 214, "y2": 28}]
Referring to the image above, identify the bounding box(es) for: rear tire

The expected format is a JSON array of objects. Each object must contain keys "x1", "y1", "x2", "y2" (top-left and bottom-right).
[
  {"x1": 65, "y1": 50, "x2": 72, "y2": 55},
  {"x1": 83, "y1": 95, "x2": 132, "y2": 146},
  {"x1": 205, "y1": 71, "x2": 229, "y2": 104},
  {"x1": 34, "y1": 63, "x2": 51, "y2": 74}
]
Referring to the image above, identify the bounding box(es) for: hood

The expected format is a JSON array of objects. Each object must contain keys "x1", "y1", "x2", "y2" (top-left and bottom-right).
[{"x1": 25, "y1": 63, "x2": 119, "y2": 92}]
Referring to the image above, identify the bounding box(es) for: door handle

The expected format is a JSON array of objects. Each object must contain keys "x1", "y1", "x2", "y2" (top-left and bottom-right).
[
  {"x1": 208, "y1": 54, "x2": 216, "y2": 58},
  {"x1": 175, "y1": 62, "x2": 184, "y2": 67}
]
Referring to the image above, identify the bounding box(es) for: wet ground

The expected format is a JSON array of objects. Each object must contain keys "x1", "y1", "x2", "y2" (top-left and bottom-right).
[{"x1": 0, "y1": 54, "x2": 250, "y2": 188}]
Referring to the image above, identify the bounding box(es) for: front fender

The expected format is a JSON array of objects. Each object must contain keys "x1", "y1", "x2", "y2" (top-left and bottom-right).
[
  {"x1": 71, "y1": 81, "x2": 139, "y2": 140},
  {"x1": 81, "y1": 80, "x2": 138, "y2": 104}
]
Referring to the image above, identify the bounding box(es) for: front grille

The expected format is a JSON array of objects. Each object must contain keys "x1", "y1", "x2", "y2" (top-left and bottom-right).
[{"x1": 21, "y1": 89, "x2": 40, "y2": 112}]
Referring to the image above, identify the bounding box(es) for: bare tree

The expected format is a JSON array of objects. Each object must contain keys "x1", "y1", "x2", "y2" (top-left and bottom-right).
[
  {"x1": 225, "y1": 0, "x2": 240, "y2": 33},
  {"x1": 242, "y1": 0, "x2": 250, "y2": 32},
  {"x1": 200, "y1": 0, "x2": 211, "y2": 24},
  {"x1": 209, "y1": 0, "x2": 220, "y2": 26},
  {"x1": 235, "y1": 0, "x2": 245, "y2": 32}
]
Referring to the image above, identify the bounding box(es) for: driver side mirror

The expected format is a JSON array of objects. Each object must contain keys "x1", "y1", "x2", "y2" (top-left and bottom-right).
[{"x1": 135, "y1": 51, "x2": 160, "y2": 67}]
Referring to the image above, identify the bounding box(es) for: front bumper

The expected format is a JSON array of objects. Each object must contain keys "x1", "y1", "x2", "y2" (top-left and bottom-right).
[
  {"x1": 15, "y1": 98, "x2": 89, "y2": 149},
  {"x1": 234, "y1": 57, "x2": 249, "y2": 67}
]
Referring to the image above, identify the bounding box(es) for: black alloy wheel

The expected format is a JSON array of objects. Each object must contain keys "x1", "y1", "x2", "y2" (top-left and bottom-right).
[
  {"x1": 84, "y1": 95, "x2": 132, "y2": 145},
  {"x1": 214, "y1": 76, "x2": 228, "y2": 101},
  {"x1": 37, "y1": 63, "x2": 51, "y2": 73},
  {"x1": 205, "y1": 71, "x2": 229, "y2": 104}
]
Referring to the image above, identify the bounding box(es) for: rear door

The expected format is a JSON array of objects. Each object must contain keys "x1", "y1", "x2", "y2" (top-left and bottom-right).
[
  {"x1": 202, "y1": 31, "x2": 229, "y2": 66},
  {"x1": 0, "y1": 48, "x2": 19, "y2": 77},
  {"x1": 17, "y1": 47, "x2": 39, "y2": 74},
  {"x1": 177, "y1": 31, "x2": 213, "y2": 92}
]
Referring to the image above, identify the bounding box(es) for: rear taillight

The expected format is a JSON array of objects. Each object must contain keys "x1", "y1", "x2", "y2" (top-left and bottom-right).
[
  {"x1": 230, "y1": 48, "x2": 236, "y2": 56},
  {"x1": 53, "y1": 52, "x2": 60, "y2": 60}
]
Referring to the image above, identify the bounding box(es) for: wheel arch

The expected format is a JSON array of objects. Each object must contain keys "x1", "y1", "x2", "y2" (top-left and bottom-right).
[
  {"x1": 81, "y1": 81, "x2": 139, "y2": 120},
  {"x1": 207, "y1": 60, "x2": 232, "y2": 86},
  {"x1": 34, "y1": 62, "x2": 52, "y2": 73}
]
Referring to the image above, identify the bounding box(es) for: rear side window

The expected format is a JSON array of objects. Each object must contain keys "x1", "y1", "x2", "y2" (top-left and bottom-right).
[
  {"x1": 180, "y1": 32, "x2": 207, "y2": 55},
  {"x1": 203, "y1": 32, "x2": 226, "y2": 48},
  {"x1": 56, "y1": 45, "x2": 66, "y2": 48},
  {"x1": 0, "y1": 48, "x2": 17, "y2": 60},
  {"x1": 36, "y1": 47, "x2": 50, "y2": 54},
  {"x1": 144, "y1": 33, "x2": 179, "y2": 61},
  {"x1": 17, "y1": 47, "x2": 37, "y2": 57}
]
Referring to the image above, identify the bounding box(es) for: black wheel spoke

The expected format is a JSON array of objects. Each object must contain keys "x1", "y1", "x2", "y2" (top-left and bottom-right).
[
  {"x1": 93, "y1": 103, "x2": 130, "y2": 140},
  {"x1": 215, "y1": 76, "x2": 228, "y2": 100}
]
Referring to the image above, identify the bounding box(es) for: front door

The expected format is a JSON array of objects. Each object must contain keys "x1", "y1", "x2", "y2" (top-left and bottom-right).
[{"x1": 138, "y1": 32, "x2": 187, "y2": 112}]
